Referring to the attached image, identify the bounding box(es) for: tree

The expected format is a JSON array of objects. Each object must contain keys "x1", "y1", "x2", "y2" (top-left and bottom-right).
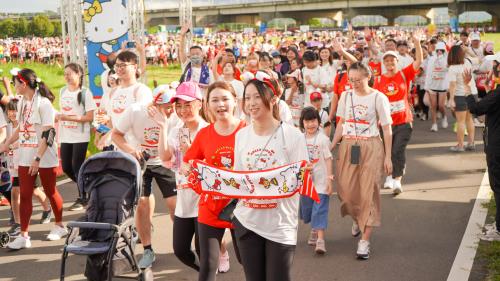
[
  {"x1": 0, "y1": 19, "x2": 16, "y2": 38},
  {"x1": 15, "y1": 18, "x2": 29, "y2": 37},
  {"x1": 52, "y1": 20, "x2": 62, "y2": 36},
  {"x1": 30, "y1": 15, "x2": 54, "y2": 37}
]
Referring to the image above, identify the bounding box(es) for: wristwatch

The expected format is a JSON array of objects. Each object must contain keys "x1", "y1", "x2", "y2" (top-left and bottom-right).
[{"x1": 34, "y1": 156, "x2": 41, "y2": 162}]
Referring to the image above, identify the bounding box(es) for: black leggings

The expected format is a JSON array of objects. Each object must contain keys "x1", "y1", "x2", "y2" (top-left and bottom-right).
[
  {"x1": 60, "y1": 142, "x2": 88, "y2": 198},
  {"x1": 416, "y1": 86, "x2": 429, "y2": 118},
  {"x1": 233, "y1": 218, "x2": 296, "y2": 281},
  {"x1": 198, "y1": 222, "x2": 241, "y2": 281},
  {"x1": 173, "y1": 216, "x2": 200, "y2": 271}
]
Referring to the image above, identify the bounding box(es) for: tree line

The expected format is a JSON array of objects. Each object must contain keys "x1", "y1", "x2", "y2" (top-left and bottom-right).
[{"x1": 0, "y1": 15, "x2": 62, "y2": 38}]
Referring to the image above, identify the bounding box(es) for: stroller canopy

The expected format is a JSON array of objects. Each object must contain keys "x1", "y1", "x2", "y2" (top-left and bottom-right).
[{"x1": 77, "y1": 151, "x2": 142, "y2": 201}]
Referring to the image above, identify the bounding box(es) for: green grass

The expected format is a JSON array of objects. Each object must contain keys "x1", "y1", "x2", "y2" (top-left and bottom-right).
[
  {"x1": 0, "y1": 61, "x2": 182, "y2": 156},
  {"x1": 478, "y1": 199, "x2": 500, "y2": 281}
]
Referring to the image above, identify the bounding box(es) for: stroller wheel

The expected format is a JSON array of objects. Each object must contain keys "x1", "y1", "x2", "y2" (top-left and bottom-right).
[
  {"x1": 0, "y1": 232, "x2": 9, "y2": 248},
  {"x1": 138, "y1": 268, "x2": 153, "y2": 281}
]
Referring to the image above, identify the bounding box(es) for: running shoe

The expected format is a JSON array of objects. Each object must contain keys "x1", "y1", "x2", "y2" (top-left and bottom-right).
[
  {"x1": 7, "y1": 223, "x2": 21, "y2": 237},
  {"x1": 218, "y1": 250, "x2": 230, "y2": 273},
  {"x1": 352, "y1": 221, "x2": 361, "y2": 237},
  {"x1": 315, "y1": 239, "x2": 326, "y2": 254},
  {"x1": 393, "y1": 179, "x2": 403, "y2": 194},
  {"x1": 7, "y1": 236, "x2": 31, "y2": 250},
  {"x1": 47, "y1": 225, "x2": 68, "y2": 241},
  {"x1": 356, "y1": 240, "x2": 370, "y2": 260},
  {"x1": 465, "y1": 143, "x2": 476, "y2": 151},
  {"x1": 430, "y1": 123, "x2": 438, "y2": 132},
  {"x1": 474, "y1": 118, "x2": 485, "y2": 128},
  {"x1": 138, "y1": 248, "x2": 156, "y2": 269},
  {"x1": 383, "y1": 176, "x2": 394, "y2": 189},
  {"x1": 450, "y1": 145, "x2": 465, "y2": 153},
  {"x1": 307, "y1": 229, "x2": 318, "y2": 246},
  {"x1": 68, "y1": 199, "x2": 85, "y2": 211},
  {"x1": 480, "y1": 229, "x2": 500, "y2": 242},
  {"x1": 0, "y1": 195, "x2": 10, "y2": 206},
  {"x1": 441, "y1": 116, "x2": 448, "y2": 129},
  {"x1": 40, "y1": 209, "x2": 52, "y2": 224}
]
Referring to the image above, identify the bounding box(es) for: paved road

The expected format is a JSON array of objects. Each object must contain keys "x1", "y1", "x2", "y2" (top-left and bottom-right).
[{"x1": 0, "y1": 119, "x2": 487, "y2": 281}]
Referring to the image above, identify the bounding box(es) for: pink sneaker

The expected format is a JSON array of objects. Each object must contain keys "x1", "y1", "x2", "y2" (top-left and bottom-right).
[{"x1": 218, "y1": 251, "x2": 230, "y2": 273}]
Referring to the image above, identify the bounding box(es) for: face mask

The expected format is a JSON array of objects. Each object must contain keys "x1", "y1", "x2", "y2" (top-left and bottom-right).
[
  {"x1": 248, "y1": 60, "x2": 258, "y2": 66},
  {"x1": 273, "y1": 58, "x2": 281, "y2": 64},
  {"x1": 190, "y1": 55, "x2": 203, "y2": 65}
]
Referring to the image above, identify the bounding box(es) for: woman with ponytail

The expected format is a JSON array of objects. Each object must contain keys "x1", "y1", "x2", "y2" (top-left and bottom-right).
[
  {"x1": 0, "y1": 68, "x2": 66, "y2": 249},
  {"x1": 58, "y1": 63, "x2": 97, "y2": 211}
]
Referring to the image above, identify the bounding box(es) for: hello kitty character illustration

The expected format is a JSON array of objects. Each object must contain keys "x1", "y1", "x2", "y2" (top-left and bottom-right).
[
  {"x1": 279, "y1": 166, "x2": 299, "y2": 194},
  {"x1": 143, "y1": 127, "x2": 159, "y2": 145},
  {"x1": 111, "y1": 94, "x2": 127, "y2": 114},
  {"x1": 61, "y1": 96, "x2": 74, "y2": 113},
  {"x1": 84, "y1": 0, "x2": 129, "y2": 98},
  {"x1": 220, "y1": 156, "x2": 232, "y2": 169},
  {"x1": 199, "y1": 167, "x2": 222, "y2": 191}
]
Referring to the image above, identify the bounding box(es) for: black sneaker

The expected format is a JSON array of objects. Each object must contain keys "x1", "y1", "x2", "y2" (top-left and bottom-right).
[
  {"x1": 40, "y1": 209, "x2": 52, "y2": 224},
  {"x1": 7, "y1": 223, "x2": 21, "y2": 237},
  {"x1": 69, "y1": 199, "x2": 84, "y2": 211}
]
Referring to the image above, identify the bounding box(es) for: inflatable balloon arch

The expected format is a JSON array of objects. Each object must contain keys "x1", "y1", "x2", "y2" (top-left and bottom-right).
[{"x1": 60, "y1": 0, "x2": 146, "y2": 102}]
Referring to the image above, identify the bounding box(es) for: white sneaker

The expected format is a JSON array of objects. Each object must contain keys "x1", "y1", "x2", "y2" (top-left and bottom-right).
[
  {"x1": 47, "y1": 225, "x2": 68, "y2": 241},
  {"x1": 351, "y1": 221, "x2": 361, "y2": 237},
  {"x1": 441, "y1": 117, "x2": 448, "y2": 129},
  {"x1": 383, "y1": 176, "x2": 394, "y2": 189},
  {"x1": 218, "y1": 250, "x2": 230, "y2": 273},
  {"x1": 7, "y1": 236, "x2": 31, "y2": 249},
  {"x1": 474, "y1": 118, "x2": 485, "y2": 128},
  {"x1": 393, "y1": 179, "x2": 403, "y2": 194},
  {"x1": 480, "y1": 229, "x2": 500, "y2": 241},
  {"x1": 430, "y1": 123, "x2": 438, "y2": 132},
  {"x1": 356, "y1": 240, "x2": 370, "y2": 260},
  {"x1": 437, "y1": 112, "x2": 443, "y2": 119}
]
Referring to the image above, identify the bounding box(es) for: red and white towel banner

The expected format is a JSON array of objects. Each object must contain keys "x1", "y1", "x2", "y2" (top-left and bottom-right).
[{"x1": 188, "y1": 160, "x2": 319, "y2": 203}]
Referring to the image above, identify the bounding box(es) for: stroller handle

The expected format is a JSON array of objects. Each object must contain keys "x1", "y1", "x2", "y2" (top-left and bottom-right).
[{"x1": 67, "y1": 221, "x2": 119, "y2": 231}]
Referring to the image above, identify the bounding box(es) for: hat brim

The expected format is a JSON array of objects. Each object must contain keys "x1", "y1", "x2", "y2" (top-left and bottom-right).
[{"x1": 170, "y1": 95, "x2": 199, "y2": 103}]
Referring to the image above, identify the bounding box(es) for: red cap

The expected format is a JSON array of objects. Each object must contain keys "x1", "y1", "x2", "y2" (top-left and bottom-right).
[{"x1": 310, "y1": 92, "x2": 322, "y2": 101}]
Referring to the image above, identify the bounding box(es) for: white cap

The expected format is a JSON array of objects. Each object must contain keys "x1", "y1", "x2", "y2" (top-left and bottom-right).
[
  {"x1": 382, "y1": 50, "x2": 399, "y2": 60},
  {"x1": 436, "y1": 42, "x2": 447, "y2": 51},
  {"x1": 485, "y1": 54, "x2": 500, "y2": 62},
  {"x1": 471, "y1": 33, "x2": 481, "y2": 41}
]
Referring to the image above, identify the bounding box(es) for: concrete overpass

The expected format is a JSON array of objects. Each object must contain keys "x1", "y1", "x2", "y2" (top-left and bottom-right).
[{"x1": 146, "y1": 0, "x2": 500, "y2": 29}]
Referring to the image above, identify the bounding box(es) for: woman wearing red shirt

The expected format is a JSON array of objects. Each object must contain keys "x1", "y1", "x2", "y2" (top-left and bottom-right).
[
  {"x1": 184, "y1": 81, "x2": 244, "y2": 281},
  {"x1": 373, "y1": 32, "x2": 422, "y2": 195}
]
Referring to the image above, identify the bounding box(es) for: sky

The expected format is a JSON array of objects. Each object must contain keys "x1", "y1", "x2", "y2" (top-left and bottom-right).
[{"x1": 0, "y1": 0, "x2": 59, "y2": 13}]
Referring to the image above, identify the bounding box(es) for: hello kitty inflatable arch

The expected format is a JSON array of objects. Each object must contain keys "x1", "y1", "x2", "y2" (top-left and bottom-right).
[{"x1": 83, "y1": 0, "x2": 129, "y2": 99}]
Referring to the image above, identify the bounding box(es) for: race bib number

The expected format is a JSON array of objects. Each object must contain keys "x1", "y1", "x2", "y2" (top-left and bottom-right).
[
  {"x1": 20, "y1": 131, "x2": 38, "y2": 148},
  {"x1": 62, "y1": 120, "x2": 78, "y2": 129},
  {"x1": 390, "y1": 100, "x2": 406, "y2": 114}
]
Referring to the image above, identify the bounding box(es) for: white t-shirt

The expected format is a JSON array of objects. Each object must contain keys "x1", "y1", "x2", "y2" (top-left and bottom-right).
[
  {"x1": 284, "y1": 88, "x2": 304, "y2": 127},
  {"x1": 168, "y1": 119, "x2": 209, "y2": 218},
  {"x1": 337, "y1": 90, "x2": 392, "y2": 138},
  {"x1": 100, "y1": 70, "x2": 111, "y2": 96},
  {"x1": 17, "y1": 94, "x2": 58, "y2": 168},
  {"x1": 302, "y1": 66, "x2": 321, "y2": 106},
  {"x1": 233, "y1": 122, "x2": 308, "y2": 245},
  {"x1": 6, "y1": 123, "x2": 19, "y2": 177},
  {"x1": 318, "y1": 108, "x2": 330, "y2": 129},
  {"x1": 102, "y1": 83, "x2": 153, "y2": 127},
  {"x1": 278, "y1": 100, "x2": 293, "y2": 125},
  {"x1": 319, "y1": 63, "x2": 336, "y2": 107},
  {"x1": 305, "y1": 131, "x2": 332, "y2": 194},
  {"x1": 446, "y1": 61, "x2": 478, "y2": 96},
  {"x1": 228, "y1": 79, "x2": 245, "y2": 100},
  {"x1": 58, "y1": 87, "x2": 97, "y2": 143},
  {"x1": 115, "y1": 104, "x2": 163, "y2": 166},
  {"x1": 424, "y1": 54, "x2": 449, "y2": 91}
]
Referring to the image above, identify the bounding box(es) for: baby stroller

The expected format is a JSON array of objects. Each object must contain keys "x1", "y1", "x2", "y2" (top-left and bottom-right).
[{"x1": 60, "y1": 151, "x2": 152, "y2": 281}]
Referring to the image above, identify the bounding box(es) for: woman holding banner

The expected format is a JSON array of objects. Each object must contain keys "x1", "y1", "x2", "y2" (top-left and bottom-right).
[
  {"x1": 183, "y1": 81, "x2": 245, "y2": 281},
  {"x1": 231, "y1": 72, "x2": 308, "y2": 281}
]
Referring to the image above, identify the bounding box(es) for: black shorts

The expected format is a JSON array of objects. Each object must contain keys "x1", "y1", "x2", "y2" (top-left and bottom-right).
[
  {"x1": 12, "y1": 175, "x2": 41, "y2": 187},
  {"x1": 142, "y1": 165, "x2": 177, "y2": 198},
  {"x1": 454, "y1": 96, "x2": 468, "y2": 112}
]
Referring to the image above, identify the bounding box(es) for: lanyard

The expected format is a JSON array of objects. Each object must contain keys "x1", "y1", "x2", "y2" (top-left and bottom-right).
[{"x1": 252, "y1": 121, "x2": 283, "y2": 169}]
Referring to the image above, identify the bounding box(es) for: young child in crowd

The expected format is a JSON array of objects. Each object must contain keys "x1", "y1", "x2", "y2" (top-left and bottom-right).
[{"x1": 299, "y1": 106, "x2": 333, "y2": 255}]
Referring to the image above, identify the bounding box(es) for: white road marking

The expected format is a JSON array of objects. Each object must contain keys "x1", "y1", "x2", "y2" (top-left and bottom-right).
[{"x1": 446, "y1": 172, "x2": 491, "y2": 281}]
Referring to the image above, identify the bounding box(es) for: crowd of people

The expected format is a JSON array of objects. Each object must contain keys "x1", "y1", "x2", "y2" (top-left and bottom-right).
[{"x1": 0, "y1": 22, "x2": 499, "y2": 281}]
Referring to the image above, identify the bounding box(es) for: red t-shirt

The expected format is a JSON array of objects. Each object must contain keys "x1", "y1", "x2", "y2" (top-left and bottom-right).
[
  {"x1": 216, "y1": 64, "x2": 242, "y2": 81},
  {"x1": 183, "y1": 121, "x2": 246, "y2": 229},
  {"x1": 333, "y1": 72, "x2": 352, "y2": 125},
  {"x1": 368, "y1": 61, "x2": 382, "y2": 77},
  {"x1": 373, "y1": 64, "x2": 416, "y2": 125}
]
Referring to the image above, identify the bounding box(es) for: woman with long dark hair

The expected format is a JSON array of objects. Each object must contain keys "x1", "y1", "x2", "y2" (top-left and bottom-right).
[
  {"x1": 0, "y1": 68, "x2": 65, "y2": 249},
  {"x1": 58, "y1": 63, "x2": 96, "y2": 211}
]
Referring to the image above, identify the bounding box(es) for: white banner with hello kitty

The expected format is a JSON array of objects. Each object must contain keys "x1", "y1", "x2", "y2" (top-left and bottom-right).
[{"x1": 187, "y1": 160, "x2": 319, "y2": 202}]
